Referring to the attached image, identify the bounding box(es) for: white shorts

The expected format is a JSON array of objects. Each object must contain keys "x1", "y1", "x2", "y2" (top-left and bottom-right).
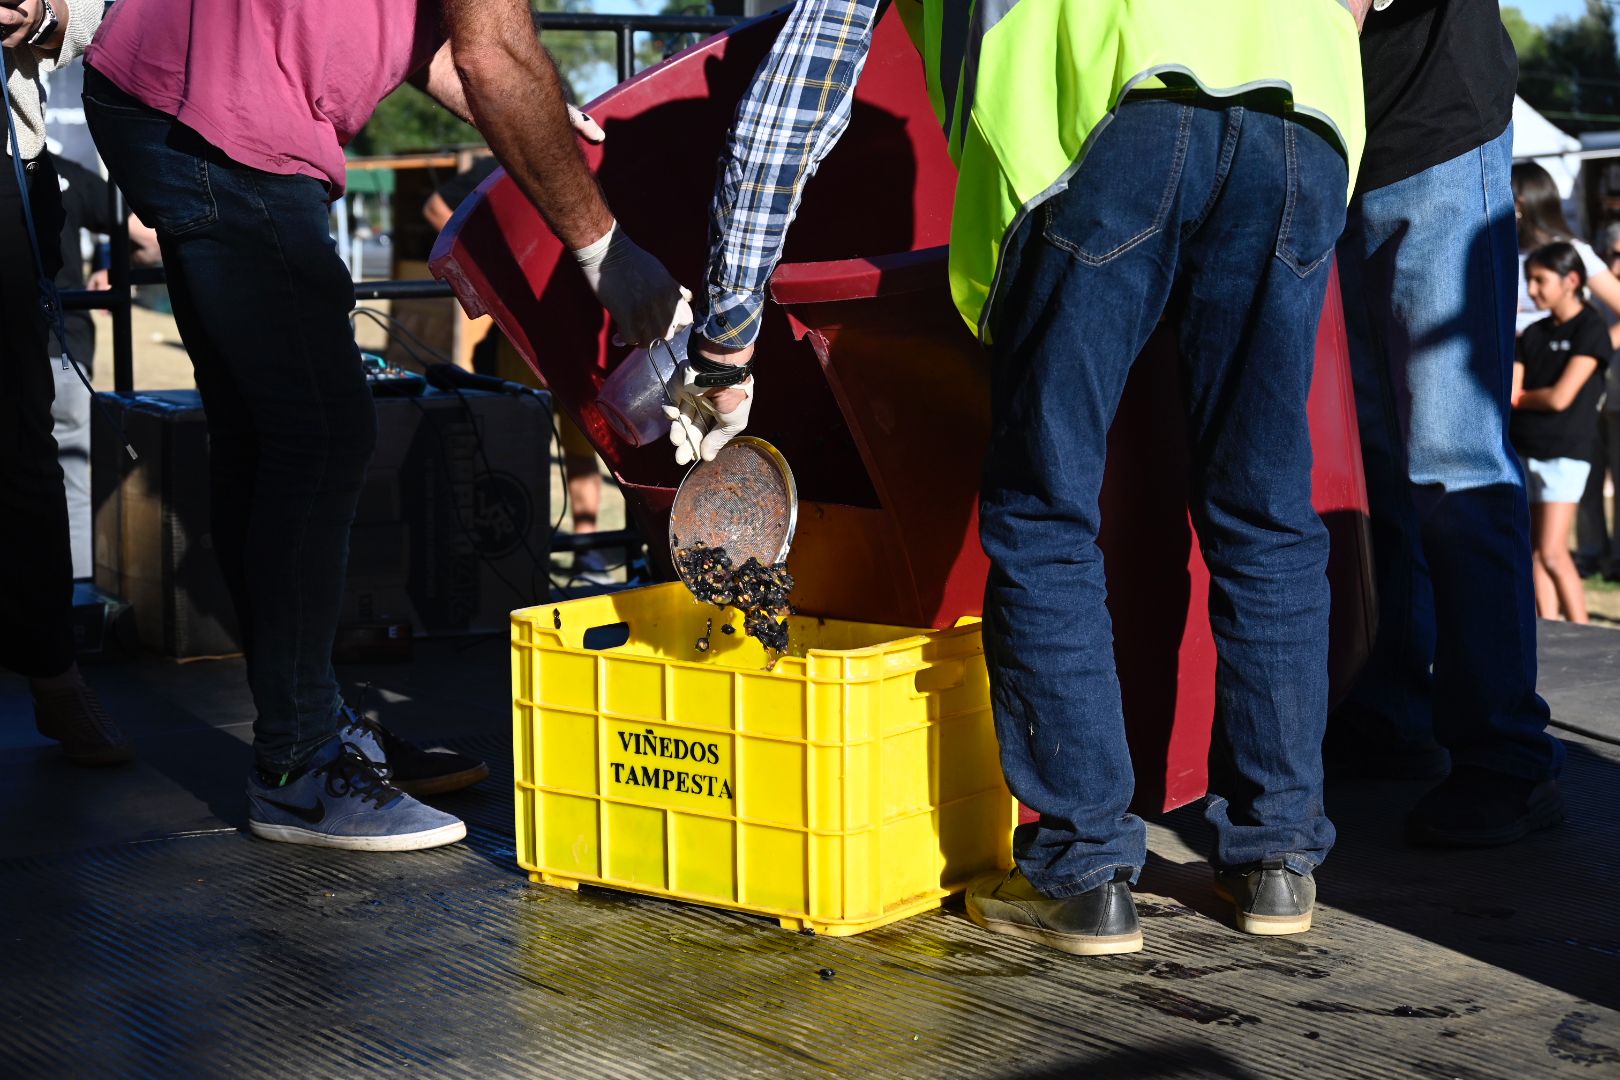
[{"x1": 1520, "y1": 455, "x2": 1592, "y2": 504}]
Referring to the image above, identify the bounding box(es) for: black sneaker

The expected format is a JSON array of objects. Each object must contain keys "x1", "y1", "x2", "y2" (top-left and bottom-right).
[
  {"x1": 965, "y1": 868, "x2": 1142, "y2": 956},
  {"x1": 573, "y1": 547, "x2": 618, "y2": 586},
  {"x1": 1405, "y1": 765, "x2": 1564, "y2": 847},
  {"x1": 337, "y1": 705, "x2": 490, "y2": 797},
  {"x1": 1213, "y1": 860, "x2": 1316, "y2": 936},
  {"x1": 33, "y1": 670, "x2": 135, "y2": 767}
]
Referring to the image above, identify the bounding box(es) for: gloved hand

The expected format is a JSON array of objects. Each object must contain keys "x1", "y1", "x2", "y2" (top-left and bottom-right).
[
  {"x1": 571, "y1": 221, "x2": 693, "y2": 346},
  {"x1": 662, "y1": 356, "x2": 754, "y2": 465}
]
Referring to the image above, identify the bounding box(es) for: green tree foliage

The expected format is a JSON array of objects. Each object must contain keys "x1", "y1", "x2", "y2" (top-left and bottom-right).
[
  {"x1": 1515, "y1": 0, "x2": 1620, "y2": 133},
  {"x1": 1501, "y1": 6, "x2": 1545, "y2": 61},
  {"x1": 352, "y1": 0, "x2": 632, "y2": 156},
  {"x1": 638, "y1": 2, "x2": 721, "y2": 72},
  {"x1": 350, "y1": 87, "x2": 472, "y2": 157}
]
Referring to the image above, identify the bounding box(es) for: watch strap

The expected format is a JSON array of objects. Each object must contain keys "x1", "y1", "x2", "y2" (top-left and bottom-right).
[
  {"x1": 690, "y1": 354, "x2": 754, "y2": 388},
  {"x1": 26, "y1": 2, "x2": 59, "y2": 46}
]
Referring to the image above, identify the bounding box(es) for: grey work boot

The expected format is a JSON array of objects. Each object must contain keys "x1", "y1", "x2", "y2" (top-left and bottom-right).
[
  {"x1": 965, "y1": 867, "x2": 1143, "y2": 956},
  {"x1": 1213, "y1": 859, "x2": 1316, "y2": 936}
]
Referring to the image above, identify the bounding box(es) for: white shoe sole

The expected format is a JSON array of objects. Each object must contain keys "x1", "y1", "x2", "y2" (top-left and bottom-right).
[
  {"x1": 1213, "y1": 881, "x2": 1314, "y2": 935},
  {"x1": 1229, "y1": 909, "x2": 1313, "y2": 935},
  {"x1": 967, "y1": 909, "x2": 1145, "y2": 955},
  {"x1": 248, "y1": 818, "x2": 467, "y2": 852},
  {"x1": 965, "y1": 881, "x2": 1145, "y2": 957}
]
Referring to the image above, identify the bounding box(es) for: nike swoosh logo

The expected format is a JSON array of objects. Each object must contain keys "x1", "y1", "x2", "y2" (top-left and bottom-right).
[{"x1": 262, "y1": 796, "x2": 326, "y2": 825}]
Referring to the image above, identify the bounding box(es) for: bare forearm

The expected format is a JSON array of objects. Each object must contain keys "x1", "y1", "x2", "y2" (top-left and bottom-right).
[
  {"x1": 1518, "y1": 381, "x2": 1584, "y2": 411},
  {"x1": 1515, "y1": 388, "x2": 1563, "y2": 412},
  {"x1": 127, "y1": 212, "x2": 161, "y2": 267},
  {"x1": 444, "y1": 0, "x2": 613, "y2": 249},
  {"x1": 461, "y1": 47, "x2": 612, "y2": 247},
  {"x1": 413, "y1": 40, "x2": 474, "y2": 124},
  {"x1": 423, "y1": 192, "x2": 455, "y2": 232}
]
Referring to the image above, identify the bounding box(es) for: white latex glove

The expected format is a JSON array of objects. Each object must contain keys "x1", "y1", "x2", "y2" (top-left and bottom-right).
[
  {"x1": 661, "y1": 362, "x2": 754, "y2": 465},
  {"x1": 571, "y1": 221, "x2": 694, "y2": 346},
  {"x1": 566, "y1": 105, "x2": 605, "y2": 144}
]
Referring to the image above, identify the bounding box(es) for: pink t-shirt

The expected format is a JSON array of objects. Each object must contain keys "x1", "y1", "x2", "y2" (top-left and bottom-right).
[{"x1": 86, "y1": 0, "x2": 442, "y2": 198}]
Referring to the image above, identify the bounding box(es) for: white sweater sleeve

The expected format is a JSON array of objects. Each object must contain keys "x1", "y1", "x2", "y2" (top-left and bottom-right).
[
  {"x1": 39, "y1": 0, "x2": 104, "y2": 71},
  {"x1": 1574, "y1": 239, "x2": 1609, "y2": 284}
]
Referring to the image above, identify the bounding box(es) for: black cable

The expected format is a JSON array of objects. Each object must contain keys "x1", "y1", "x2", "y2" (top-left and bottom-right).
[
  {"x1": 349, "y1": 306, "x2": 452, "y2": 370},
  {"x1": 349, "y1": 307, "x2": 438, "y2": 371},
  {"x1": 348, "y1": 307, "x2": 578, "y2": 601},
  {"x1": 349, "y1": 308, "x2": 541, "y2": 601},
  {"x1": 350, "y1": 304, "x2": 650, "y2": 593},
  {"x1": 349, "y1": 304, "x2": 605, "y2": 596},
  {"x1": 402, "y1": 390, "x2": 536, "y2": 606},
  {"x1": 1548, "y1": 717, "x2": 1620, "y2": 749},
  {"x1": 430, "y1": 387, "x2": 568, "y2": 603},
  {"x1": 349, "y1": 307, "x2": 638, "y2": 575}
]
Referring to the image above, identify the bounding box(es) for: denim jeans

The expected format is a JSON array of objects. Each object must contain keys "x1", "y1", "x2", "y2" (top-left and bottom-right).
[
  {"x1": 1336, "y1": 124, "x2": 1562, "y2": 783},
  {"x1": 85, "y1": 68, "x2": 376, "y2": 773},
  {"x1": 982, "y1": 97, "x2": 1345, "y2": 895}
]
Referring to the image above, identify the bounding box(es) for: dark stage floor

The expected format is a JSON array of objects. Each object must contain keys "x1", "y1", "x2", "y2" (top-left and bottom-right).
[{"x1": 2, "y1": 621, "x2": 1616, "y2": 1078}]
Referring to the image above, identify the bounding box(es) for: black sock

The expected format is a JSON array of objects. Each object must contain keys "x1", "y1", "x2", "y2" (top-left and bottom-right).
[{"x1": 255, "y1": 765, "x2": 289, "y2": 788}]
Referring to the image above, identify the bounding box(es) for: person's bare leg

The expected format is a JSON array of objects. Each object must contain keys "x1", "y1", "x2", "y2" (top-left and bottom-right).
[
  {"x1": 1529, "y1": 505, "x2": 1559, "y2": 618},
  {"x1": 1537, "y1": 501, "x2": 1588, "y2": 623},
  {"x1": 1531, "y1": 556, "x2": 1559, "y2": 619},
  {"x1": 565, "y1": 456, "x2": 601, "y2": 534}
]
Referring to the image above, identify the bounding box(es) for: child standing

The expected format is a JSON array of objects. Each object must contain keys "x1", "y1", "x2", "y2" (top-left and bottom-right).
[{"x1": 1514, "y1": 242, "x2": 1610, "y2": 623}]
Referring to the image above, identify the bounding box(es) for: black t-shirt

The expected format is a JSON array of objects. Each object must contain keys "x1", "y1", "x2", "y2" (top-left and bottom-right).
[
  {"x1": 52, "y1": 155, "x2": 118, "y2": 369},
  {"x1": 1512, "y1": 305, "x2": 1609, "y2": 461},
  {"x1": 433, "y1": 157, "x2": 500, "y2": 214},
  {"x1": 1357, "y1": 0, "x2": 1518, "y2": 195}
]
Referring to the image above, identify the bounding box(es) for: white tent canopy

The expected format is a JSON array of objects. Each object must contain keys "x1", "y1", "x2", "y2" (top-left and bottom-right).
[{"x1": 1512, "y1": 94, "x2": 1583, "y2": 199}]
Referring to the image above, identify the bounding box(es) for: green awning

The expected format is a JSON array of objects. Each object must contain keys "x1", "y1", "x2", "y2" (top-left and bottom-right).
[{"x1": 344, "y1": 168, "x2": 397, "y2": 196}]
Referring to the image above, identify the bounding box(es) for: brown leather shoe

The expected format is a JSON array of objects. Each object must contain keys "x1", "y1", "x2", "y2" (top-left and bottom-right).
[{"x1": 32, "y1": 671, "x2": 134, "y2": 766}]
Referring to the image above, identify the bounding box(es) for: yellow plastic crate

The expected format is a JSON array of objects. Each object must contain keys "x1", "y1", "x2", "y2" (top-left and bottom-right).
[{"x1": 510, "y1": 582, "x2": 1015, "y2": 935}]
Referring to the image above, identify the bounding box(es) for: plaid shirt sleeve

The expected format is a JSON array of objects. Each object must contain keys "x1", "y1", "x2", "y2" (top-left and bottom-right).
[{"x1": 693, "y1": 0, "x2": 885, "y2": 349}]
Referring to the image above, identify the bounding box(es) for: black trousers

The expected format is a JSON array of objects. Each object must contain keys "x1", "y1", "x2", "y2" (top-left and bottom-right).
[
  {"x1": 0, "y1": 152, "x2": 73, "y2": 679},
  {"x1": 1576, "y1": 420, "x2": 1612, "y2": 566},
  {"x1": 86, "y1": 71, "x2": 377, "y2": 770}
]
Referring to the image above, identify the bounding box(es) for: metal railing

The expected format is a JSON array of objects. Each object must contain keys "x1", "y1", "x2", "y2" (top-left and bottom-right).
[
  {"x1": 63, "y1": 11, "x2": 744, "y2": 394},
  {"x1": 533, "y1": 11, "x2": 741, "y2": 86}
]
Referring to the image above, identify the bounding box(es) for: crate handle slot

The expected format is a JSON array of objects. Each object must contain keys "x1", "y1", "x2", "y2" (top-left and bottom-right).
[
  {"x1": 581, "y1": 622, "x2": 631, "y2": 651},
  {"x1": 913, "y1": 660, "x2": 966, "y2": 696}
]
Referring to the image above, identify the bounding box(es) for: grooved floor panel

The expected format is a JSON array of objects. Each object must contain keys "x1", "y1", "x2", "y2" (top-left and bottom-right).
[{"x1": 1, "y1": 628, "x2": 1617, "y2": 1078}]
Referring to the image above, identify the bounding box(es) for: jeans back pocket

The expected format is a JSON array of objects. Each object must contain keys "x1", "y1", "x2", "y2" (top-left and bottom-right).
[
  {"x1": 83, "y1": 82, "x2": 219, "y2": 238},
  {"x1": 1041, "y1": 99, "x2": 1193, "y2": 267},
  {"x1": 1274, "y1": 119, "x2": 1349, "y2": 278}
]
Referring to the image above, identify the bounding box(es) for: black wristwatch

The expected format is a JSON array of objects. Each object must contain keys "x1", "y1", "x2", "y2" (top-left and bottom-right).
[
  {"x1": 689, "y1": 353, "x2": 755, "y2": 388},
  {"x1": 26, "y1": 1, "x2": 60, "y2": 47}
]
